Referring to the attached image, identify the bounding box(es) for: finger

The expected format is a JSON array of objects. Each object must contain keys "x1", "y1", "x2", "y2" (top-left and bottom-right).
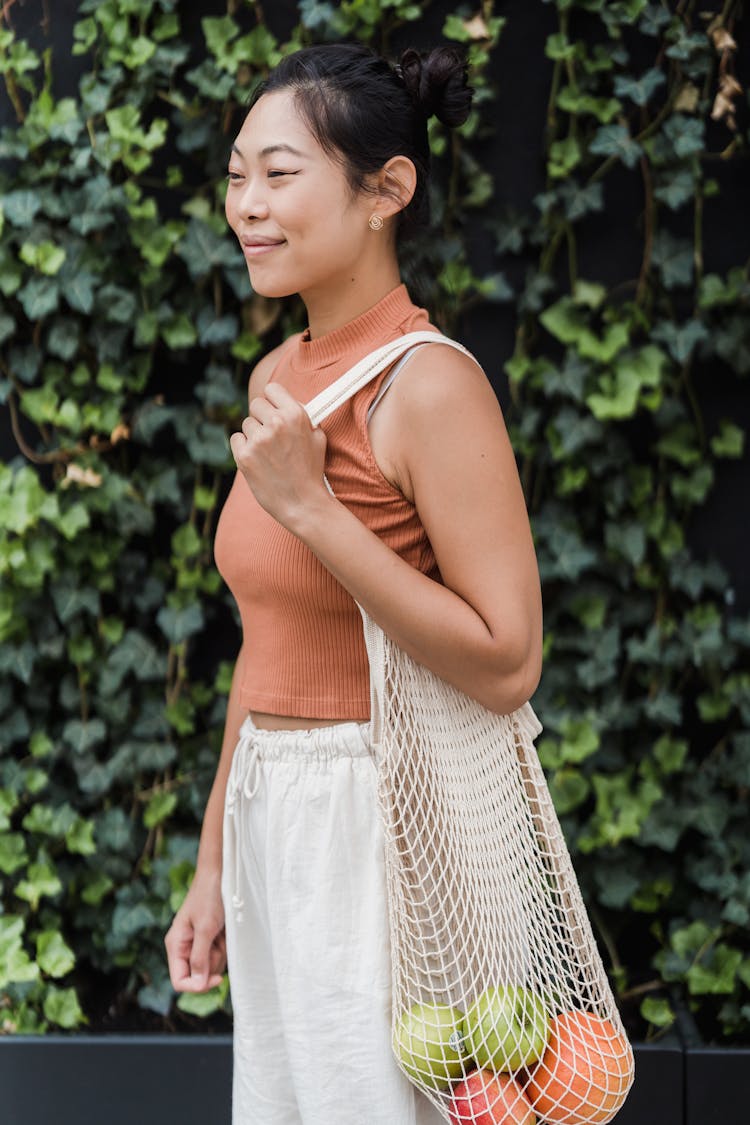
[
  {"x1": 165, "y1": 931, "x2": 195, "y2": 991},
  {"x1": 229, "y1": 430, "x2": 249, "y2": 462},
  {"x1": 247, "y1": 396, "x2": 277, "y2": 426},
  {"x1": 209, "y1": 933, "x2": 228, "y2": 976},
  {"x1": 262, "y1": 381, "x2": 297, "y2": 410},
  {"x1": 188, "y1": 926, "x2": 215, "y2": 990}
]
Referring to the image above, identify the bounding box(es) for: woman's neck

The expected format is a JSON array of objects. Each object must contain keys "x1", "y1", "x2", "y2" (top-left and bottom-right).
[{"x1": 300, "y1": 258, "x2": 403, "y2": 340}]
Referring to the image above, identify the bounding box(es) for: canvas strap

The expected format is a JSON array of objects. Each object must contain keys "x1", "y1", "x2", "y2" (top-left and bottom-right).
[{"x1": 303, "y1": 330, "x2": 477, "y2": 428}]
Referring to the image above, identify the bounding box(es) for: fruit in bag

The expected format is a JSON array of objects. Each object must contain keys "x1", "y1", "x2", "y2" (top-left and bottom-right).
[
  {"x1": 462, "y1": 985, "x2": 550, "y2": 1073},
  {"x1": 394, "y1": 1001, "x2": 468, "y2": 1089},
  {"x1": 525, "y1": 1009, "x2": 633, "y2": 1125},
  {"x1": 448, "y1": 1068, "x2": 536, "y2": 1125}
]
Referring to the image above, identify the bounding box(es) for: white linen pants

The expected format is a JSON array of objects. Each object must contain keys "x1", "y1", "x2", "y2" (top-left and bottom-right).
[{"x1": 221, "y1": 714, "x2": 445, "y2": 1125}]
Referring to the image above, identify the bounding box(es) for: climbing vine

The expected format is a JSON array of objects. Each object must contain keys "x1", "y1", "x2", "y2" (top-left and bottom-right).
[{"x1": 0, "y1": 0, "x2": 748, "y2": 1041}]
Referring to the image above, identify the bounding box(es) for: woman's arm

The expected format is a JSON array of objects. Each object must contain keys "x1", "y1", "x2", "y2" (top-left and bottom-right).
[
  {"x1": 231, "y1": 346, "x2": 542, "y2": 715},
  {"x1": 163, "y1": 646, "x2": 246, "y2": 992}
]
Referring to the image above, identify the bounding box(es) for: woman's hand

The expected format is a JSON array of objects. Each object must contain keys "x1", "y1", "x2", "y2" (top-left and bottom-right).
[
  {"x1": 229, "y1": 382, "x2": 329, "y2": 529},
  {"x1": 164, "y1": 868, "x2": 227, "y2": 993}
]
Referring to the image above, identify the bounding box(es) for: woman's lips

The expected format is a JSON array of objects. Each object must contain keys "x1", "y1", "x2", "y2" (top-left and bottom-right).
[{"x1": 242, "y1": 240, "x2": 285, "y2": 257}]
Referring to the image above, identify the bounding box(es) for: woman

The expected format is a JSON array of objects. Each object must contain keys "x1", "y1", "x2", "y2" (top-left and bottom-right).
[{"x1": 164, "y1": 42, "x2": 542, "y2": 1125}]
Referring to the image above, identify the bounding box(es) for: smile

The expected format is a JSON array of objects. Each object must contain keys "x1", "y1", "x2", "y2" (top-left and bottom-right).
[{"x1": 241, "y1": 241, "x2": 285, "y2": 258}]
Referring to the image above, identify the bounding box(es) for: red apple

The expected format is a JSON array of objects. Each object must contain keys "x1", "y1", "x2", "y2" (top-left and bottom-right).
[{"x1": 448, "y1": 1068, "x2": 536, "y2": 1125}]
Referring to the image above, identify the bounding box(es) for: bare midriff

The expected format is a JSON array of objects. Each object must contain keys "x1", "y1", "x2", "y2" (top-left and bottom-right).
[{"x1": 249, "y1": 710, "x2": 358, "y2": 731}]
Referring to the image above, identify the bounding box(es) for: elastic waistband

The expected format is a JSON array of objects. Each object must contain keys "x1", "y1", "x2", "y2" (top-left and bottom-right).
[{"x1": 235, "y1": 714, "x2": 372, "y2": 762}]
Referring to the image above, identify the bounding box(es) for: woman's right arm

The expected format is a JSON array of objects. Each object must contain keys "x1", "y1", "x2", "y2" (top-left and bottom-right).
[
  {"x1": 163, "y1": 337, "x2": 296, "y2": 992},
  {"x1": 163, "y1": 643, "x2": 246, "y2": 994},
  {"x1": 163, "y1": 645, "x2": 247, "y2": 993}
]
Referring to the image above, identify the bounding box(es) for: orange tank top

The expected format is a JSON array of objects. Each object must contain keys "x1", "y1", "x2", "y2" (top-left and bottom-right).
[{"x1": 213, "y1": 283, "x2": 441, "y2": 720}]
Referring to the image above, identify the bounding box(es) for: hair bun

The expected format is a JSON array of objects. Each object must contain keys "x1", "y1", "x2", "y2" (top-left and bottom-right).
[{"x1": 397, "y1": 46, "x2": 473, "y2": 128}]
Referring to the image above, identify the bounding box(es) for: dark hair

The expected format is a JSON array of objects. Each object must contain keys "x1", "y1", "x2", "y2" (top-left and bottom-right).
[{"x1": 246, "y1": 43, "x2": 473, "y2": 237}]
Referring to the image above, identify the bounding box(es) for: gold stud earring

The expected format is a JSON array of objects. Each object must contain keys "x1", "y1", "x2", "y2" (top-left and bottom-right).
[{"x1": 368, "y1": 214, "x2": 384, "y2": 231}]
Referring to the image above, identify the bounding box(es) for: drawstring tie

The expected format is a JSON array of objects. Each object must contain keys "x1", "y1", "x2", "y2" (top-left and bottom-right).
[{"x1": 225, "y1": 730, "x2": 262, "y2": 924}]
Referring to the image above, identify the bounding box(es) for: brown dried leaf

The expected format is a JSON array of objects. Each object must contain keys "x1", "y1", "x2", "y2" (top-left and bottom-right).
[
  {"x1": 710, "y1": 27, "x2": 737, "y2": 52},
  {"x1": 64, "y1": 463, "x2": 103, "y2": 488},
  {"x1": 674, "y1": 82, "x2": 700, "y2": 113},
  {"x1": 464, "y1": 14, "x2": 490, "y2": 41},
  {"x1": 110, "y1": 423, "x2": 130, "y2": 445}
]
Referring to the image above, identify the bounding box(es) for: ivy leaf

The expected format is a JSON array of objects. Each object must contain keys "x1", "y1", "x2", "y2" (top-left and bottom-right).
[
  {"x1": 711, "y1": 421, "x2": 745, "y2": 459},
  {"x1": 177, "y1": 217, "x2": 238, "y2": 278},
  {"x1": 0, "y1": 833, "x2": 28, "y2": 874},
  {"x1": 589, "y1": 124, "x2": 643, "y2": 168},
  {"x1": 640, "y1": 996, "x2": 675, "y2": 1028},
  {"x1": 196, "y1": 309, "x2": 239, "y2": 346},
  {"x1": 17, "y1": 277, "x2": 60, "y2": 319},
  {"x1": 63, "y1": 270, "x2": 96, "y2": 314},
  {"x1": 81, "y1": 872, "x2": 114, "y2": 906},
  {"x1": 554, "y1": 182, "x2": 604, "y2": 222},
  {"x1": 548, "y1": 136, "x2": 582, "y2": 179},
  {"x1": 688, "y1": 945, "x2": 743, "y2": 995},
  {"x1": 99, "y1": 630, "x2": 164, "y2": 695},
  {"x1": 36, "y1": 930, "x2": 76, "y2": 977},
  {"x1": 651, "y1": 318, "x2": 708, "y2": 363},
  {"x1": 163, "y1": 314, "x2": 198, "y2": 350},
  {"x1": 548, "y1": 770, "x2": 590, "y2": 815},
  {"x1": 15, "y1": 861, "x2": 63, "y2": 909},
  {"x1": 62, "y1": 718, "x2": 106, "y2": 753},
  {"x1": 65, "y1": 816, "x2": 96, "y2": 855},
  {"x1": 143, "y1": 791, "x2": 178, "y2": 829},
  {"x1": 652, "y1": 231, "x2": 694, "y2": 289},
  {"x1": 587, "y1": 345, "x2": 666, "y2": 419},
  {"x1": 156, "y1": 602, "x2": 205, "y2": 644},
  {"x1": 1, "y1": 189, "x2": 41, "y2": 227},
  {"x1": 545, "y1": 32, "x2": 579, "y2": 61},
  {"x1": 43, "y1": 985, "x2": 86, "y2": 1029},
  {"x1": 605, "y1": 521, "x2": 647, "y2": 566},
  {"x1": 176, "y1": 975, "x2": 229, "y2": 1017},
  {"x1": 654, "y1": 168, "x2": 696, "y2": 210},
  {"x1": 614, "y1": 68, "x2": 666, "y2": 106}
]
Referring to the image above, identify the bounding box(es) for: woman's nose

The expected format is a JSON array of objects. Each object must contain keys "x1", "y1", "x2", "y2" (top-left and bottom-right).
[{"x1": 238, "y1": 181, "x2": 270, "y2": 221}]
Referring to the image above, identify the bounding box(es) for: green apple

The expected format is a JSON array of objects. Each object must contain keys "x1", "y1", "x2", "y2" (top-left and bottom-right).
[
  {"x1": 462, "y1": 985, "x2": 549, "y2": 1073},
  {"x1": 393, "y1": 1001, "x2": 468, "y2": 1089}
]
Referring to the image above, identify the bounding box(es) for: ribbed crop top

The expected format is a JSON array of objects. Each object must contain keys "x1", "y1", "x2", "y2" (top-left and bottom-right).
[{"x1": 213, "y1": 283, "x2": 442, "y2": 721}]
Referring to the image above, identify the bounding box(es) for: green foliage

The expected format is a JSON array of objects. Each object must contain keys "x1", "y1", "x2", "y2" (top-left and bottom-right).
[
  {"x1": 511, "y1": 0, "x2": 750, "y2": 1045},
  {"x1": 1, "y1": 0, "x2": 749, "y2": 1045}
]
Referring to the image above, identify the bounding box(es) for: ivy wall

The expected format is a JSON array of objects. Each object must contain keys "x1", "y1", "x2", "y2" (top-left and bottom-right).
[{"x1": 1, "y1": 0, "x2": 749, "y2": 1042}]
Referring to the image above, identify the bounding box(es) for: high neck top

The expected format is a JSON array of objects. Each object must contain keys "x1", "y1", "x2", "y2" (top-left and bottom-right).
[
  {"x1": 214, "y1": 283, "x2": 441, "y2": 720},
  {"x1": 292, "y1": 283, "x2": 418, "y2": 371}
]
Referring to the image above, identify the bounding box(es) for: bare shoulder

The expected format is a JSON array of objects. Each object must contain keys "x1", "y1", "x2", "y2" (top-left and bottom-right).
[
  {"x1": 378, "y1": 339, "x2": 504, "y2": 439},
  {"x1": 369, "y1": 340, "x2": 506, "y2": 499},
  {"x1": 247, "y1": 332, "x2": 304, "y2": 407},
  {"x1": 397, "y1": 340, "x2": 498, "y2": 412}
]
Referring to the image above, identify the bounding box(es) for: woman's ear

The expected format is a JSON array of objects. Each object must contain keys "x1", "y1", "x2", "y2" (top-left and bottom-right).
[{"x1": 376, "y1": 155, "x2": 418, "y2": 218}]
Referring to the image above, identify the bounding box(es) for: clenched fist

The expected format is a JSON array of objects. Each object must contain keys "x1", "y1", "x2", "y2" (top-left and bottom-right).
[{"x1": 229, "y1": 382, "x2": 329, "y2": 528}]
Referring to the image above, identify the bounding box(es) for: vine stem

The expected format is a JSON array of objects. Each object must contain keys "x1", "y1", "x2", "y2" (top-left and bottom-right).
[
  {"x1": 6, "y1": 385, "x2": 114, "y2": 465},
  {"x1": 589, "y1": 904, "x2": 625, "y2": 987},
  {"x1": 635, "y1": 151, "x2": 655, "y2": 309},
  {"x1": 619, "y1": 978, "x2": 669, "y2": 1001}
]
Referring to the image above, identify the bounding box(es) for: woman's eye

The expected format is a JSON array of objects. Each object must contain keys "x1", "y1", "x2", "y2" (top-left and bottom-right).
[{"x1": 227, "y1": 171, "x2": 243, "y2": 181}]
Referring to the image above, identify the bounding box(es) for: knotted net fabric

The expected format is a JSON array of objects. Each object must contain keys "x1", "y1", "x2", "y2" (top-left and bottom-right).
[
  {"x1": 306, "y1": 333, "x2": 635, "y2": 1124},
  {"x1": 360, "y1": 604, "x2": 634, "y2": 1123}
]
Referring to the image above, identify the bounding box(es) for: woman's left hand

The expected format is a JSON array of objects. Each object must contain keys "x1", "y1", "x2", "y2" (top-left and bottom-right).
[{"x1": 229, "y1": 382, "x2": 329, "y2": 529}]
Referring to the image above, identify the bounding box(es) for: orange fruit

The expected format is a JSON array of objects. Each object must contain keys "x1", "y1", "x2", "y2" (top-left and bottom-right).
[{"x1": 524, "y1": 1009, "x2": 633, "y2": 1124}]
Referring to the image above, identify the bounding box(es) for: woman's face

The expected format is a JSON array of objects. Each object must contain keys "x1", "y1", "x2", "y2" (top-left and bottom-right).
[{"x1": 225, "y1": 90, "x2": 374, "y2": 300}]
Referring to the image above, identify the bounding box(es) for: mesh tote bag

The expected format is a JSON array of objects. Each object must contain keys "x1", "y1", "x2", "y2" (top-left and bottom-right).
[{"x1": 306, "y1": 332, "x2": 635, "y2": 1125}]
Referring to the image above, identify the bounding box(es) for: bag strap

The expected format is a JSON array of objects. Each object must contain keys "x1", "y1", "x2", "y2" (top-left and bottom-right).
[{"x1": 304, "y1": 330, "x2": 476, "y2": 427}]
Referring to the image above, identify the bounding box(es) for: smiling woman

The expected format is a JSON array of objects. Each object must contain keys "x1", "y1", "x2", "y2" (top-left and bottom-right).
[{"x1": 163, "y1": 40, "x2": 544, "y2": 1125}]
